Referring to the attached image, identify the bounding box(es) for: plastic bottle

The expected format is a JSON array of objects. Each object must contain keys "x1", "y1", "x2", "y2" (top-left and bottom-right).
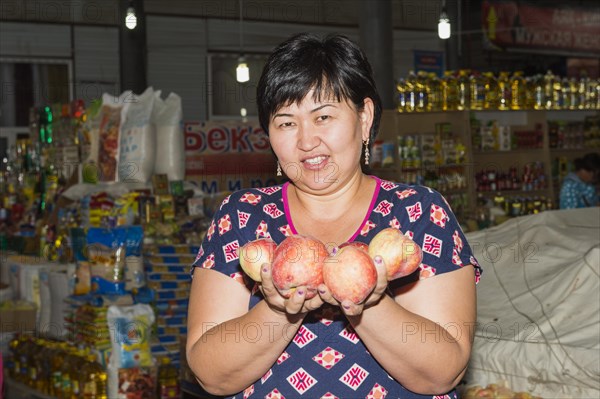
[
  {"x1": 561, "y1": 77, "x2": 571, "y2": 110},
  {"x1": 59, "y1": 345, "x2": 77, "y2": 399},
  {"x1": 457, "y1": 69, "x2": 470, "y2": 110},
  {"x1": 70, "y1": 348, "x2": 89, "y2": 399},
  {"x1": 416, "y1": 71, "x2": 429, "y2": 112},
  {"x1": 405, "y1": 71, "x2": 418, "y2": 112},
  {"x1": 510, "y1": 71, "x2": 527, "y2": 110},
  {"x1": 81, "y1": 353, "x2": 107, "y2": 399},
  {"x1": 577, "y1": 74, "x2": 588, "y2": 109},
  {"x1": 50, "y1": 342, "x2": 67, "y2": 397},
  {"x1": 157, "y1": 357, "x2": 181, "y2": 399},
  {"x1": 497, "y1": 71, "x2": 511, "y2": 110},
  {"x1": 396, "y1": 78, "x2": 407, "y2": 112},
  {"x1": 427, "y1": 72, "x2": 442, "y2": 111},
  {"x1": 442, "y1": 70, "x2": 459, "y2": 111},
  {"x1": 552, "y1": 73, "x2": 563, "y2": 109},
  {"x1": 543, "y1": 70, "x2": 555, "y2": 109},
  {"x1": 483, "y1": 72, "x2": 499, "y2": 110},
  {"x1": 469, "y1": 71, "x2": 486, "y2": 110},
  {"x1": 30, "y1": 339, "x2": 48, "y2": 392},
  {"x1": 533, "y1": 74, "x2": 545, "y2": 110}
]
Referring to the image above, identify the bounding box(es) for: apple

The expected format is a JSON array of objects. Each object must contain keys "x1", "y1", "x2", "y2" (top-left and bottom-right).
[
  {"x1": 271, "y1": 235, "x2": 328, "y2": 299},
  {"x1": 323, "y1": 245, "x2": 377, "y2": 304},
  {"x1": 239, "y1": 238, "x2": 277, "y2": 282},
  {"x1": 368, "y1": 228, "x2": 423, "y2": 280}
]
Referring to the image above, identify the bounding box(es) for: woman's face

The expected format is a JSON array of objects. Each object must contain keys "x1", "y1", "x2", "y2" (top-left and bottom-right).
[{"x1": 268, "y1": 91, "x2": 374, "y2": 195}]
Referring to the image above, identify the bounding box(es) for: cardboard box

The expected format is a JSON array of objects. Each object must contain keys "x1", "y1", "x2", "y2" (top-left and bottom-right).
[{"x1": 0, "y1": 306, "x2": 37, "y2": 333}]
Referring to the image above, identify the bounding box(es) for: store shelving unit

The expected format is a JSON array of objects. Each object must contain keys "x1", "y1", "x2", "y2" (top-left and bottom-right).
[{"x1": 375, "y1": 109, "x2": 599, "y2": 224}]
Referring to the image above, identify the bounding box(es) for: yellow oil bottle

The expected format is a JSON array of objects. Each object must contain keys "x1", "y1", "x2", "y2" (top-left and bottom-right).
[
  {"x1": 396, "y1": 78, "x2": 406, "y2": 112},
  {"x1": 70, "y1": 348, "x2": 89, "y2": 399},
  {"x1": 469, "y1": 71, "x2": 486, "y2": 110},
  {"x1": 457, "y1": 69, "x2": 470, "y2": 110},
  {"x1": 81, "y1": 353, "x2": 108, "y2": 399},
  {"x1": 405, "y1": 71, "x2": 418, "y2": 112},
  {"x1": 510, "y1": 71, "x2": 527, "y2": 110},
  {"x1": 30, "y1": 339, "x2": 48, "y2": 392},
  {"x1": 416, "y1": 71, "x2": 429, "y2": 112},
  {"x1": 543, "y1": 70, "x2": 555, "y2": 109},
  {"x1": 427, "y1": 72, "x2": 442, "y2": 111},
  {"x1": 497, "y1": 71, "x2": 511, "y2": 110},
  {"x1": 50, "y1": 342, "x2": 67, "y2": 397},
  {"x1": 551, "y1": 72, "x2": 562, "y2": 109},
  {"x1": 569, "y1": 77, "x2": 580, "y2": 110},
  {"x1": 483, "y1": 72, "x2": 499, "y2": 110},
  {"x1": 59, "y1": 345, "x2": 77, "y2": 399},
  {"x1": 442, "y1": 70, "x2": 459, "y2": 111},
  {"x1": 157, "y1": 357, "x2": 181, "y2": 399},
  {"x1": 533, "y1": 74, "x2": 545, "y2": 110}
]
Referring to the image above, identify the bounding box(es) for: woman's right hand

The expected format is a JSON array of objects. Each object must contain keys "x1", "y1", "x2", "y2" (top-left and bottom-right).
[{"x1": 259, "y1": 263, "x2": 324, "y2": 316}]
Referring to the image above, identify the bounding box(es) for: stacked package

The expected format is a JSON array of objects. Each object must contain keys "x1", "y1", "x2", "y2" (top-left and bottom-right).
[{"x1": 144, "y1": 244, "x2": 197, "y2": 366}]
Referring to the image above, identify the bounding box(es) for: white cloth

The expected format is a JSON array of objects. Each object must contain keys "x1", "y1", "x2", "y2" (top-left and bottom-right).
[{"x1": 464, "y1": 208, "x2": 600, "y2": 398}]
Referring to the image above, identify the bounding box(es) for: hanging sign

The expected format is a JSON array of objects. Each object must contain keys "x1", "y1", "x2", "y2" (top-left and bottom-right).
[
  {"x1": 184, "y1": 121, "x2": 281, "y2": 193},
  {"x1": 482, "y1": 0, "x2": 600, "y2": 55},
  {"x1": 413, "y1": 50, "x2": 444, "y2": 77}
]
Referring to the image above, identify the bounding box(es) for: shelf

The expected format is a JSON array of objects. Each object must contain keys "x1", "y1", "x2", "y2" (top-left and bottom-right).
[
  {"x1": 473, "y1": 148, "x2": 544, "y2": 155},
  {"x1": 549, "y1": 148, "x2": 594, "y2": 153},
  {"x1": 4, "y1": 377, "x2": 58, "y2": 399},
  {"x1": 478, "y1": 189, "x2": 551, "y2": 197}
]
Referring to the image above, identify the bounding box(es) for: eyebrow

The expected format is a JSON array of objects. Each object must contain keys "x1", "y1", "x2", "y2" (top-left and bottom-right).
[{"x1": 272, "y1": 104, "x2": 337, "y2": 119}]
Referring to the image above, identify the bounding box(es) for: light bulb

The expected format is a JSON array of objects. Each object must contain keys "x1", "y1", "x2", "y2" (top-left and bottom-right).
[
  {"x1": 438, "y1": 12, "x2": 451, "y2": 39},
  {"x1": 125, "y1": 6, "x2": 137, "y2": 30},
  {"x1": 236, "y1": 60, "x2": 250, "y2": 83}
]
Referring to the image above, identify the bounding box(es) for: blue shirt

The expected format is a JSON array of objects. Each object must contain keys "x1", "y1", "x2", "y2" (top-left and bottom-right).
[
  {"x1": 191, "y1": 177, "x2": 481, "y2": 399},
  {"x1": 559, "y1": 173, "x2": 598, "y2": 209}
]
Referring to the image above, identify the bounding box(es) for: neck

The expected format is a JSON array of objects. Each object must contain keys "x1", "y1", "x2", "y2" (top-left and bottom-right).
[{"x1": 291, "y1": 171, "x2": 370, "y2": 221}]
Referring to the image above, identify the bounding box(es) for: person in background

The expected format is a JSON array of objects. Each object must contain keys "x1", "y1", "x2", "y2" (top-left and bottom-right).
[
  {"x1": 186, "y1": 33, "x2": 480, "y2": 398},
  {"x1": 560, "y1": 152, "x2": 600, "y2": 209}
]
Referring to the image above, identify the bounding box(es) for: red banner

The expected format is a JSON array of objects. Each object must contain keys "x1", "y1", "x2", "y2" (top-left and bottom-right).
[
  {"x1": 482, "y1": 1, "x2": 600, "y2": 55},
  {"x1": 184, "y1": 121, "x2": 281, "y2": 193}
]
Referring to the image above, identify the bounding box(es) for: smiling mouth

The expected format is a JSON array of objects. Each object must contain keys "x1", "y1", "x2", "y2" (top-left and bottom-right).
[{"x1": 303, "y1": 156, "x2": 328, "y2": 165}]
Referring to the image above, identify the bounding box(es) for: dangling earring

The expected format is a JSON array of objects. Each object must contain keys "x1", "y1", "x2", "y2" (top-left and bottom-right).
[
  {"x1": 363, "y1": 138, "x2": 370, "y2": 165},
  {"x1": 276, "y1": 161, "x2": 282, "y2": 176}
]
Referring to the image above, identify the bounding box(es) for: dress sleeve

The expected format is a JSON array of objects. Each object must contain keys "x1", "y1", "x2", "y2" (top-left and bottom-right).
[
  {"x1": 405, "y1": 189, "x2": 481, "y2": 283},
  {"x1": 190, "y1": 194, "x2": 250, "y2": 288}
]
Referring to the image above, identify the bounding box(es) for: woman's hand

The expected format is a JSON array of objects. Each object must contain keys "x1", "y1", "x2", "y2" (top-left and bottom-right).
[
  {"x1": 259, "y1": 263, "x2": 325, "y2": 316},
  {"x1": 317, "y1": 256, "x2": 389, "y2": 317}
]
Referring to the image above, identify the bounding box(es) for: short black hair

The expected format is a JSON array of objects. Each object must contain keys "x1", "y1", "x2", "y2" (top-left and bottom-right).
[
  {"x1": 575, "y1": 152, "x2": 600, "y2": 173},
  {"x1": 256, "y1": 33, "x2": 382, "y2": 141}
]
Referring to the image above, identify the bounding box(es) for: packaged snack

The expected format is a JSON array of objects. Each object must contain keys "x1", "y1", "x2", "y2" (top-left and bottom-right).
[{"x1": 107, "y1": 304, "x2": 155, "y2": 369}]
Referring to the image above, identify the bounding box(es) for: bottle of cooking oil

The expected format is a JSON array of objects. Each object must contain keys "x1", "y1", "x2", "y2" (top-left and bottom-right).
[
  {"x1": 543, "y1": 70, "x2": 556, "y2": 109},
  {"x1": 416, "y1": 71, "x2": 429, "y2": 112},
  {"x1": 532, "y1": 74, "x2": 544, "y2": 110},
  {"x1": 483, "y1": 72, "x2": 499, "y2": 110},
  {"x1": 157, "y1": 357, "x2": 181, "y2": 399},
  {"x1": 568, "y1": 77, "x2": 580, "y2": 110},
  {"x1": 81, "y1": 353, "x2": 107, "y2": 399},
  {"x1": 18, "y1": 335, "x2": 34, "y2": 385},
  {"x1": 457, "y1": 69, "x2": 470, "y2": 110},
  {"x1": 497, "y1": 71, "x2": 511, "y2": 110},
  {"x1": 70, "y1": 348, "x2": 89, "y2": 399},
  {"x1": 396, "y1": 78, "x2": 407, "y2": 112},
  {"x1": 442, "y1": 70, "x2": 459, "y2": 111},
  {"x1": 30, "y1": 338, "x2": 48, "y2": 392},
  {"x1": 552, "y1": 72, "x2": 563, "y2": 109},
  {"x1": 577, "y1": 74, "x2": 588, "y2": 110},
  {"x1": 405, "y1": 71, "x2": 418, "y2": 113},
  {"x1": 510, "y1": 71, "x2": 527, "y2": 110},
  {"x1": 50, "y1": 342, "x2": 67, "y2": 397},
  {"x1": 427, "y1": 72, "x2": 442, "y2": 111},
  {"x1": 595, "y1": 78, "x2": 600, "y2": 110},
  {"x1": 7, "y1": 335, "x2": 24, "y2": 380},
  {"x1": 524, "y1": 76, "x2": 535, "y2": 110},
  {"x1": 586, "y1": 76, "x2": 598, "y2": 109},
  {"x1": 59, "y1": 345, "x2": 77, "y2": 399},
  {"x1": 469, "y1": 71, "x2": 486, "y2": 110}
]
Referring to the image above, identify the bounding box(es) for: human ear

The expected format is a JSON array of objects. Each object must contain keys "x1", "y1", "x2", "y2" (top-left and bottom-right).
[{"x1": 360, "y1": 98, "x2": 375, "y2": 142}]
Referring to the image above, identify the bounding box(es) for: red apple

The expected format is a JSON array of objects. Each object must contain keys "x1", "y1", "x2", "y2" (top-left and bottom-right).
[
  {"x1": 368, "y1": 228, "x2": 423, "y2": 280},
  {"x1": 323, "y1": 245, "x2": 377, "y2": 304},
  {"x1": 239, "y1": 238, "x2": 277, "y2": 282},
  {"x1": 271, "y1": 235, "x2": 328, "y2": 299}
]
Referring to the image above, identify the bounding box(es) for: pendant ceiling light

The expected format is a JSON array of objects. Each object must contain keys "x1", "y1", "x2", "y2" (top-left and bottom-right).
[
  {"x1": 438, "y1": 1, "x2": 451, "y2": 39},
  {"x1": 125, "y1": 1, "x2": 137, "y2": 30},
  {"x1": 236, "y1": 0, "x2": 250, "y2": 83}
]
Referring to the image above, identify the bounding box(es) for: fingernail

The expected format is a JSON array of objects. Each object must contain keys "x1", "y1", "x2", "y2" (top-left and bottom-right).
[
  {"x1": 297, "y1": 289, "x2": 304, "y2": 296},
  {"x1": 262, "y1": 267, "x2": 268, "y2": 273},
  {"x1": 343, "y1": 303, "x2": 351, "y2": 309},
  {"x1": 319, "y1": 288, "x2": 326, "y2": 294}
]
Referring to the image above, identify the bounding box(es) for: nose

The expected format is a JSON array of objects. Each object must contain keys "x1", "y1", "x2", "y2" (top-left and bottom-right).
[{"x1": 297, "y1": 121, "x2": 320, "y2": 151}]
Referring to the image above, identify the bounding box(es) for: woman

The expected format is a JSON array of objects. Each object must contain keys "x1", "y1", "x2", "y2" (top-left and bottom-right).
[
  {"x1": 559, "y1": 152, "x2": 600, "y2": 209},
  {"x1": 187, "y1": 33, "x2": 480, "y2": 398}
]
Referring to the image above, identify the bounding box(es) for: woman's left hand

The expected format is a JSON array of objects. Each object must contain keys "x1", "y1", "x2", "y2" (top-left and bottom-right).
[{"x1": 317, "y1": 256, "x2": 389, "y2": 317}]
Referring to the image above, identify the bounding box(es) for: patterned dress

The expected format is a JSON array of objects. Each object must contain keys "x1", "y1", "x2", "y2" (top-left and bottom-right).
[
  {"x1": 191, "y1": 176, "x2": 481, "y2": 399},
  {"x1": 559, "y1": 173, "x2": 598, "y2": 209}
]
